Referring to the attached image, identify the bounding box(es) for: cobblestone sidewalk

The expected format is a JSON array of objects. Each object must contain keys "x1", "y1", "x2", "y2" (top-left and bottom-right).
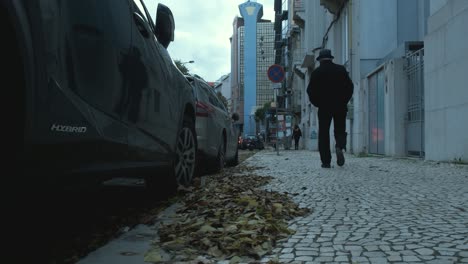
[{"x1": 241, "y1": 150, "x2": 468, "y2": 264}]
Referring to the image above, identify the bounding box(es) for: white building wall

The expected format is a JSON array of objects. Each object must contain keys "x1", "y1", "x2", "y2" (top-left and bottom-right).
[
  {"x1": 300, "y1": 0, "x2": 328, "y2": 151},
  {"x1": 430, "y1": 0, "x2": 449, "y2": 15},
  {"x1": 384, "y1": 59, "x2": 407, "y2": 157},
  {"x1": 424, "y1": 0, "x2": 468, "y2": 162},
  {"x1": 359, "y1": 0, "x2": 398, "y2": 78},
  {"x1": 351, "y1": 0, "x2": 366, "y2": 154}
]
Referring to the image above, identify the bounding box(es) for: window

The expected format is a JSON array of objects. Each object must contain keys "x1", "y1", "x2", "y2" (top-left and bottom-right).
[{"x1": 133, "y1": 0, "x2": 150, "y2": 23}]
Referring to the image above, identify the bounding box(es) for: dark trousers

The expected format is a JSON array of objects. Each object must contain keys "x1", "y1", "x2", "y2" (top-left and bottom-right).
[
  {"x1": 318, "y1": 108, "x2": 347, "y2": 165},
  {"x1": 294, "y1": 137, "x2": 300, "y2": 150}
]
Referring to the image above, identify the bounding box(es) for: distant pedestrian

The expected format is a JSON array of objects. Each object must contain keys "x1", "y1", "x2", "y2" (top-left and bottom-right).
[
  {"x1": 292, "y1": 125, "x2": 302, "y2": 150},
  {"x1": 307, "y1": 49, "x2": 354, "y2": 168}
]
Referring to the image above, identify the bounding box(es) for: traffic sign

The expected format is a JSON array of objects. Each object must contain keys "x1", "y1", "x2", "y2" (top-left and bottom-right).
[
  {"x1": 271, "y1": 83, "x2": 281, "y2": 89},
  {"x1": 267, "y1": 64, "x2": 285, "y2": 83}
]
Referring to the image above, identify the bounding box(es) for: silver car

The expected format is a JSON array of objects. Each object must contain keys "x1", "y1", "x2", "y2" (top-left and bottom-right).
[{"x1": 186, "y1": 75, "x2": 240, "y2": 174}]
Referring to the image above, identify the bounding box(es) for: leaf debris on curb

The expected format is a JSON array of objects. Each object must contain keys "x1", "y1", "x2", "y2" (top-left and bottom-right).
[{"x1": 144, "y1": 165, "x2": 311, "y2": 263}]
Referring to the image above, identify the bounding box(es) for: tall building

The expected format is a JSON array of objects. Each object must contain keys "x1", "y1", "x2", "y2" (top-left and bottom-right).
[
  {"x1": 239, "y1": 1, "x2": 263, "y2": 136},
  {"x1": 232, "y1": 1, "x2": 275, "y2": 136},
  {"x1": 256, "y1": 22, "x2": 275, "y2": 108}
]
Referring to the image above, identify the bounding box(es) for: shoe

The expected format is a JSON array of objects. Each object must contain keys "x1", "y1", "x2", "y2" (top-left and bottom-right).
[
  {"x1": 321, "y1": 163, "x2": 331, "y2": 168},
  {"x1": 336, "y1": 147, "x2": 345, "y2": 166}
]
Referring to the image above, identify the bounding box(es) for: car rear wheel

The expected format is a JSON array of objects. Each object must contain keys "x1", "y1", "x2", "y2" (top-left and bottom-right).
[
  {"x1": 226, "y1": 147, "x2": 239, "y2": 167},
  {"x1": 214, "y1": 140, "x2": 225, "y2": 172},
  {"x1": 174, "y1": 116, "x2": 196, "y2": 187}
]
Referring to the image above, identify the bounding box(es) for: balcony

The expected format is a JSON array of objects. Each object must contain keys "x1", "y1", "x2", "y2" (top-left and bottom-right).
[
  {"x1": 320, "y1": 0, "x2": 346, "y2": 15},
  {"x1": 293, "y1": 0, "x2": 306, "y2": 28}
]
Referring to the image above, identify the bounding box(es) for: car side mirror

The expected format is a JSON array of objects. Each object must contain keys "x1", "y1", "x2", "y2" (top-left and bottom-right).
[
  {"x1": 155, "y1": 3, "x2": 175, "y2": 49},
  {"x1": 231, "y1": 113, "x2": 239, "y2": 121}
]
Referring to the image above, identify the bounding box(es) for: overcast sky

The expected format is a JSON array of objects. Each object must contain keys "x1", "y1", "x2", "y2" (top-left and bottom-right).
[{"x1": 146, "y1": 0, "x2": 275, "y2": 82}]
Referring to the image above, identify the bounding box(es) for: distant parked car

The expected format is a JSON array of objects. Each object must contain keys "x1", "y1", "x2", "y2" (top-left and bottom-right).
[
  {"x1": 241, "y1": 134, "x2": 265, "y2": 150},
  {"x1": 186, "y1": 75, "x2": 240, "y2": 174},
  {"x1": 4, "y1": 0, "x2": 197, "y2": 191}
]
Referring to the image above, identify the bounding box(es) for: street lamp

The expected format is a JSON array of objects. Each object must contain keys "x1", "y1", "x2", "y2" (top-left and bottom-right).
[{"x1": 181, "y1": 60, "x2": 195, "y2": 65}]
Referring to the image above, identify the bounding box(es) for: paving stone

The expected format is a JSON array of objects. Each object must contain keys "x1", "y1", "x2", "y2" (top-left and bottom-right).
[
  {"x1": 379, "y1": 245, "x2": 391, "y2": 252},
  {"x1": 387, "y1": 255, "x2": 402, "y2": 262},
  {"x1": 350, "y1": 251, "x2": 362, "y2": 257},
  {"x1": 368, "y1": 257, "x2": 388, "y2": 264},
  {"x1": 414, "y1": 248, "x2": 434, "y2": 255},
  {"x1": 401, "y1": 250, "x2": 418, "y2": 256},
  {"x1": 344, "y1": 246, "x2": 363, "y2": 251},
  {"x1": 406, "y1": 244, "x2": 422, "y2": 250},
  {"x1": 240, "y1": 151, "x2": 468, "y2": 264},
  {"x1": 295, "y1": 256, "x2": 313, "y2": 261},
  {"x1": 313, "y1": 256, "x2": 334, "y2": 262},
  {"x1": 363, "y1": 252, "x2": 386, "y2": 258},
  {"x1": 456, "y1": 244, "x2": 468, "y2": 250},
  {"x1": 351, "y1": 256, "x2": 369, "y2": 263},
  {"x1": 402, "y1": 255, "x2": 421, "y2": 262},
  {"x1": 296, "y1": 247, "x2": 317, "y2": 251},
  {"x1": 296, "y1": 251, "x2": 318, "y2": 256},
  {"x1": 334, "y1": 256, "x2": 348, "y2": 262},
  {"x1": 418, "y1": 255, "x2": 435, "y2": 260},
  {"x1": 438, "y1": 250, "x2": 456, "y2": 256},
  {"x1": 364, "y1": 245, "x2": 379, "y2": 251},
  {"x1": 319, "y1": 247, "x2": 334, "y2": 253},
  {"x1": 280, "y1": 253, "x2": 295, "y2": 259}
]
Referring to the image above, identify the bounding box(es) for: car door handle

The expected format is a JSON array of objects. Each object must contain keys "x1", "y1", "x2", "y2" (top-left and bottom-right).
[{"x1": 133, "y1": 12, "x2": 150, "y2": 38}]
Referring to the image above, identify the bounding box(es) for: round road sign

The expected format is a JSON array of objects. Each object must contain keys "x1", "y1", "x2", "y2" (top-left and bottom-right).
[{"x1": 267, "y1": 64, "x2": 285, "y2": 83}]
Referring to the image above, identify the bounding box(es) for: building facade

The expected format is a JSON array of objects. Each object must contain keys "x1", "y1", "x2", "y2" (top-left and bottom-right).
[
  {"x1": 230, "y1": 17, "x2": 244, "y2": 130},
  {"x1": 282, "y1": 0, "x2": 467, "y2": 162},
  {"x1": 213, "y1": 74, "x2": 232, "y2": 112},
  {"x1": 256, "y1": 22, "x2": 276, "y2": 108}
]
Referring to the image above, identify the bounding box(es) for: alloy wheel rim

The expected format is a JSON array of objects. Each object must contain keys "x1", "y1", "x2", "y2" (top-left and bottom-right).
[{"x1": 175, "y1": 127, "x2": 196, "y2": 186}]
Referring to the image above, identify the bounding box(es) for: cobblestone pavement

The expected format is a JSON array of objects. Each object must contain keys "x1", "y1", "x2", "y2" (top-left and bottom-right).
[{"x1": 241, "y1": 149, "x2": 468, "y2": 264}]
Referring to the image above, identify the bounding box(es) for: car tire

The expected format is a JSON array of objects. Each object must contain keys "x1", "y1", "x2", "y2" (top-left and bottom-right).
[
  {"x1": 226, "y1": 147, "x2": 239, "y2": 167},
  {"x1": 214, "y1": 140, "x2": 225, "y2": 172},
  {"x1": 174, "y1": 116, "x2": 197, "y2": 187}
]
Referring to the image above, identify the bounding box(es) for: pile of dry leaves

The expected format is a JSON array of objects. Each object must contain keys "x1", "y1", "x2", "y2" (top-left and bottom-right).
[{"x1": 144, "y1": 165, "x2": 311, "y2": 263}]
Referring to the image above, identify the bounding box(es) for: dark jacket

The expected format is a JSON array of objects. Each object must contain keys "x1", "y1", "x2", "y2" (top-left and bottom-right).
[
  {"x1": 293, "y1": 128, "x2": 302, "y2": 139},
  {"x1": 307, "y1": 61, "x2": 354, "y2": 111}
]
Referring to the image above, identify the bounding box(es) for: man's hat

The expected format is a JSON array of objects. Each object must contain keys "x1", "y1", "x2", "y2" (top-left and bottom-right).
[{"x1": 316, "y1": 49, "x2": 334, "y2": 61}]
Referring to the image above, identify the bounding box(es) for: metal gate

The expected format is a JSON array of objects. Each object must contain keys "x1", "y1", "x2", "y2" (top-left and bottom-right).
[
  {"x1": 368, "y1": 69, "x2": 385, "y2": 155},
  {"x1": 405, "y1": 48, "x2": 425, "y2": 157}
]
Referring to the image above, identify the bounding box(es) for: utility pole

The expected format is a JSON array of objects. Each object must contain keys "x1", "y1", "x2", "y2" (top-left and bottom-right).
[
  {"x1": 267, "y1": 64, "x2": 285, "y2": 156},
  {"x1": 275, "y1": 88, "x2": 279, "y2": 155}
]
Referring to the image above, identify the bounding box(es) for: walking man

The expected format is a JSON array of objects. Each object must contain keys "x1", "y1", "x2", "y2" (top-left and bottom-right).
[
  {"x1": 292, "y1": 125, "x2": 302, "y2": 150},
  {"x1": 307, "y1": 49, "x2": 354, "y2": 168}
]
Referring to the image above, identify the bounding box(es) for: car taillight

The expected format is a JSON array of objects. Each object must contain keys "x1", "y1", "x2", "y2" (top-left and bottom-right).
[{"x1": 196, "y1": 102, "x2": 211, "y2": 117}]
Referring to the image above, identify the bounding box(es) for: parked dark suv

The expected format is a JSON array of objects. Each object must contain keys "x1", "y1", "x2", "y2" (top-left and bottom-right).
[{"x1": 3, "y1": 0, "x2": 197, "y2": 190}]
